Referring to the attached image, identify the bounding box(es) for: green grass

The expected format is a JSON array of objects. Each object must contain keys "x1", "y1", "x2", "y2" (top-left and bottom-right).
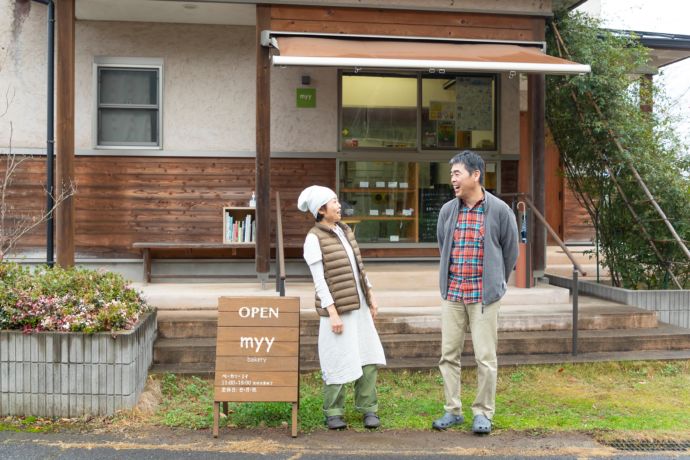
[
  {"x1": 2, "y1": 360, "x2": 688, "y2": 437},
  {"x1": 149, "y1": 360, "x2": 690, "y2": 436}
]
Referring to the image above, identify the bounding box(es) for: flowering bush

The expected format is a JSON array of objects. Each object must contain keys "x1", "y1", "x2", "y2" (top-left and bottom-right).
[{"x1": 0, "y1": 262, "x2": 151, "y2": 334}]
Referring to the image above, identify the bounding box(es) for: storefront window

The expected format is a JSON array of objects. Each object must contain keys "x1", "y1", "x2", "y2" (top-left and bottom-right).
[
  {"x1": 340, "y1": 73, "x2": 496, "y2": 151},
  {"x1": 339, "y1": 160, "x2": 498, "y2": 244},
  {"x1": 422, "y1": 75, "x2": 496, "y2": 150},
  {"x1": 341, "y1": 74, "x2": 417, "y2": 150}
]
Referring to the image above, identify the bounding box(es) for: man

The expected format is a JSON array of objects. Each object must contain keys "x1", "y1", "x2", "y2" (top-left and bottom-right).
[{"x1": 432, "y1": 151, "x2": 518, "y2": 434}]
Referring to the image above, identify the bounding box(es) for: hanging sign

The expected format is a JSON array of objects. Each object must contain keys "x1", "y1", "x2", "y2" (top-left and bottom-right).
[{"x1": 296, "y1": 88, "x2": 316, "y2": 108}]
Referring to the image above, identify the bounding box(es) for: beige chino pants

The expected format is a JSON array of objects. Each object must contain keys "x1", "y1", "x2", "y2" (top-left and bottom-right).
[{"x1": 438, "y1": 298, "x2": 499, "y2": 420}]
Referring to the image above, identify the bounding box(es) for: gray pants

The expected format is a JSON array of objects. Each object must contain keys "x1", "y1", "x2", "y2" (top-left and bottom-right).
[
  {"x1": 438, "y1": 299, "x2": 499, "y2": 419},
  {"x1": 323, "y1": 364, "x2": 378, "y2": 417}
]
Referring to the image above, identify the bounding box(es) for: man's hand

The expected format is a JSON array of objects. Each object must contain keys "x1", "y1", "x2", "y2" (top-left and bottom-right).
[{"x1": 326, "y1": 305, "x2": 343, "y2": 334}]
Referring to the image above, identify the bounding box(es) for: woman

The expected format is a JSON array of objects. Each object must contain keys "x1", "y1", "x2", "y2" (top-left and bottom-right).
[{"x1": 298, "y1": 185, "x2": 387, "y2": 430}]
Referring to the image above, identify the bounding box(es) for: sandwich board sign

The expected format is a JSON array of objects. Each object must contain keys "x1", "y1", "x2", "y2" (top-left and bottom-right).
[{"x1": 213, "y1": 296, "x2": 300, "y2": 437}]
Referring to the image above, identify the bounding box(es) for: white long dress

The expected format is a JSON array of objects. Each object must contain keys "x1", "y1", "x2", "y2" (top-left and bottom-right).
[{"x1": 303, "y1": 226, "x2": 387, "y2": 385}]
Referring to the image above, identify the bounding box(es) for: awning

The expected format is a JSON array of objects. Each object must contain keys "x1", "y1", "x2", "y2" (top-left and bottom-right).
[{"x1": 271, "y1": 37, "x2": 590, "y2": 75}]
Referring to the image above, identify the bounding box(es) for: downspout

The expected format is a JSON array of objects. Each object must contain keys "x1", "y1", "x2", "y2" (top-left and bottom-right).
[{"x1": 32, "y1": 0, "x2": 55, "y2": 266}]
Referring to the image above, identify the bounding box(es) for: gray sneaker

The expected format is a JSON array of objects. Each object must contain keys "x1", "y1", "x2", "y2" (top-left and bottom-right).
[{"x1": 432, "y1": 412, "x2": 464, "y2": 430}]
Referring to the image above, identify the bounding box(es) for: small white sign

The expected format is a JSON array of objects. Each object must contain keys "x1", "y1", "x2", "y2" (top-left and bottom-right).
[
  {"x1": 402, "y1": 209, "x2": 413, "y2": 216},
  {"x1": 389, "y1": 235, "x2": 400, "y2": 242},
  {"x1": 375, "y1": 181, "x2": 385, "y2": 188},
  {"x1": 388, "y1": 181, "x2": 398, "y2": 188},
  {"x1": 384, "y1": 209, "x2": 395, "y2": 216},
  {"x1": 400, "y1": 182, "x2": 409, "y2": 188},
  {"x1": 359, "y1": 181, "x2": 369, "y2": 188},
  {"x1": 369, "y1": 209, "x2": 379, "y2": 216},
  {"x1": 486, "y1": 163, "x2": 496, "y2": 173}
]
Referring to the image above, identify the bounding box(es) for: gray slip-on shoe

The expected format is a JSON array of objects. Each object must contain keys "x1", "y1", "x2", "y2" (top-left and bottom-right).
[
  {"x1": 326, "y1": 415, "x2": 347, "y2": 430},
  {"x1": 472, "y1": 414, "x2": 492, "y2": 434},
  {"x1": 432, "y1": 412, "x2": 465, "y2": 430},
  {"x1": 363, "y1": 412, "x2": 380, "y2": 429}
]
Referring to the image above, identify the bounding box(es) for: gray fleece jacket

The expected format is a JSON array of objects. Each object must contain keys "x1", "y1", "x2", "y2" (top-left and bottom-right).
[{"x1": 437, "y1": 190, "x2": 519, "y2": 305}]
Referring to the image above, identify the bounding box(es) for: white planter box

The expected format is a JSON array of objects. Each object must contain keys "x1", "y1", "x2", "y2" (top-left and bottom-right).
[{"x1": 0, "y1": 310, "x2": 157, "y2": 417}]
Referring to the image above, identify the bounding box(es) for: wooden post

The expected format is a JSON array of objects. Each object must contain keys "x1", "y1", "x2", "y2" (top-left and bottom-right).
[
  {"x1": 55, "y1": 0, "x2": 76, "y2": 267},
  {"x1": 143, "y1": 248, "x2": 151, "y2": 284},
  {"x1": 255, "y1": 5, "x2": 271, "y2": 279},
  {"x1": 529, "y1": 74, "x2": 546, "y2": 274}
]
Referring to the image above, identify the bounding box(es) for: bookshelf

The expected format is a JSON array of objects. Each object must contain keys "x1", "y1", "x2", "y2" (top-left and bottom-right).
[{"x1": 223, "y1": 207, "x2": 256, "y2": 245}]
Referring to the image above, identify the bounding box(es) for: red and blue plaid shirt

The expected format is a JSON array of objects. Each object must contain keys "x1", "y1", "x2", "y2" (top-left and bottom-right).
[{"x1": 447, "y1": 198, "x2": 485, "y2": 304}]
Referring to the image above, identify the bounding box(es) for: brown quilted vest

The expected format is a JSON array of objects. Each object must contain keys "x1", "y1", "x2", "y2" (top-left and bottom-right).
[{"x1": 308, "y1": 222, "x2": 372, "y2": 317}]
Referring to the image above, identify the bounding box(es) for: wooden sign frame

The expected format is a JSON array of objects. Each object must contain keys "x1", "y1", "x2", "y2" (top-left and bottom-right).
[{"x1": 213, "y1": 296, "x2": 300, "y2": 438}]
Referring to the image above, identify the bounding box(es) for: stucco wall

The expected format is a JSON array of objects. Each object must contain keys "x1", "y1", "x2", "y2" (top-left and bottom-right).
[
  {"x1": 1, "y1": 0, "x2": 520, "y2": 156},
  {"x1": 0, "y1": 0, "x2": 48, "y2": 152}
]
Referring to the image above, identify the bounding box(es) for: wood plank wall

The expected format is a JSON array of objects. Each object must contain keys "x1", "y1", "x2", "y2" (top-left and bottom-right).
[
  {"x1": 2, "y1": 156, "x2": 334, "y2": 257},
  {"x1": 269, "y1": 5, "x2": 544, "y2": 41}
]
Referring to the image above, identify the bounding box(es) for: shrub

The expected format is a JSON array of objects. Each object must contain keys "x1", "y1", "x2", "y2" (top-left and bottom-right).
[{"x1": 0, "y1": 262, "x2": 151, "y2": 333}]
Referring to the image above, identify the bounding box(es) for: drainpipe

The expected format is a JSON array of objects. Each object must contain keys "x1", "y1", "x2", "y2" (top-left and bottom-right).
[{"x1": 33, "y1": 0, "x2": 55, "y2": 267}]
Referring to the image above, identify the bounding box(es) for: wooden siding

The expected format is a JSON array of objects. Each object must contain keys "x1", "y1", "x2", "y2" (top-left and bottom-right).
[
  {"x1": 2, "y1": 156, "x2": 335, "y2": 257},
  {"x1": 269, "y1": 5, "x2": 544, "y2": 41}
]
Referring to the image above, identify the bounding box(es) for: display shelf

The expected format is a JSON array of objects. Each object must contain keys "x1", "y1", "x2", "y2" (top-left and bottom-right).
[
  {"x1": 222, "y1": 207, "x2": 256, "y2": 245},
  {"x1": 339, "y1": 162, "x2": 419, "y2": 243}
]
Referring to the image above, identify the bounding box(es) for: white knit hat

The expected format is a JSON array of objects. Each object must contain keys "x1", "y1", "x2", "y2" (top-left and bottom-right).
[{"x1": 297, "y1": 185, "x2": 337, "y2": 218}]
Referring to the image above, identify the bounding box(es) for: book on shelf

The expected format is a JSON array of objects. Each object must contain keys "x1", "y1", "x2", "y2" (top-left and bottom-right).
[{"x1": 225, "y1": 211, "x2": 255, "y2": 243}]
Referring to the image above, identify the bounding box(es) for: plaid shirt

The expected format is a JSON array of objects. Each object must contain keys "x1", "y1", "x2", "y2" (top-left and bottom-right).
[{"x1": 447, "y1": 198, "x2": 485, "y2": 304}]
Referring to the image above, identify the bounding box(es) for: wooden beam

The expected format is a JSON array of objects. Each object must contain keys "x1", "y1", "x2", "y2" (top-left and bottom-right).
[
  {"x1": 256, "y1": 5, "x2": 271, "y2": 277},
  {"x1": 56, "y1": 0, "x2": 75, "y2": 267},
  {"x1": 529, "y1": 73, "x2": 546, "y2": 274}
]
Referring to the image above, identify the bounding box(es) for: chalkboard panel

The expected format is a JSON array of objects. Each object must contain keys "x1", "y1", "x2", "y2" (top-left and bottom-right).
[{"x1": 418, "y1": 185, "x2": 455, "y2": 242}]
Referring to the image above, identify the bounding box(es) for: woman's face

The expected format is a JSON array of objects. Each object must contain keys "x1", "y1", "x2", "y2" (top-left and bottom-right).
[{"x1": 319, "y1": 197, "x2": 341, "y2": 225}]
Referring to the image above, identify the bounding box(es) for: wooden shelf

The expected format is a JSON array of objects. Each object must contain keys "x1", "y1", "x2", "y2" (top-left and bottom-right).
[
  {"x1": 343, "y1": 216, "x2": 415, "y2": 222},
  {"x1": 340, "y1": 188, "x2": 415, "y2": 193},
  {"x1": 223, "y1": 207, "x2": 256, "y2": 245}
]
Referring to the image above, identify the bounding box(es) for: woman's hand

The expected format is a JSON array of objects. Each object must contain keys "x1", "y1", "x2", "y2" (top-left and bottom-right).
[
  {"x1": 369, "y1": 296, "x2": 378, "y2": 320},
  {"x1": 326, "y1": 305, "x2": 343, "y2": 334}
]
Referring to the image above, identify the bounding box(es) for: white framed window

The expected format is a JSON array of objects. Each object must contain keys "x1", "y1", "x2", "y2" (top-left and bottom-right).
[{"x1": 93, "y1": 57, "x2": 163, "y2": 149}]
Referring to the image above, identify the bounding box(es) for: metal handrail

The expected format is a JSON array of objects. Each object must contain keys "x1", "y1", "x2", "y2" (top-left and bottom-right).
[
  {"x1": 275, "y1": 191, "x2": 286, "y2": 296},
  {"x1": 501, "y1": 192, "x2": 584, "y2": 355}
]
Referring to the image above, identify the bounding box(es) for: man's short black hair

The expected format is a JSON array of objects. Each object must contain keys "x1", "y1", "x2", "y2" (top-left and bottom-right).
[{"x1": 449, "y1": 150, "x2": 485, "y2": 185}]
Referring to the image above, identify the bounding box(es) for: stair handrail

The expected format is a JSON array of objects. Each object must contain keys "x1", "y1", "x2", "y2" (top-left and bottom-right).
[
  {"x1": 275, "y1": 191, "x2": 286, "y2": 296},
  {"x1": 501, "y1": 192, "x2": 583, "y2": 355},
  {"x1": 501, "y1": 192, "x2": 587, "y2": 277}
]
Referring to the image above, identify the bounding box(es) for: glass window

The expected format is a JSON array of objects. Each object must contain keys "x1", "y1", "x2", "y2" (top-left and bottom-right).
[
  {"x1": 339, "y1": 159, "x2": 499, "y2": 244},
  {"x1": 422, "y1": 75, "x2": 496, "y2": 150},
  {"x1": 341, "y1": 74, "x2": 417, "y2": 150},
  {"x1": 97, "y1": 67, "x2": 161, "y2": 147}
]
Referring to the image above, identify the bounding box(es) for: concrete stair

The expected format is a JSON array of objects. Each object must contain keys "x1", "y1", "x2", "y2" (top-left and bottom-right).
[
  {"x1": 149, "y1": 283, "x2": 690, "y2": 374},
  {"x1": 545, "y1": 245, "x2": 610, "y2": 279}
]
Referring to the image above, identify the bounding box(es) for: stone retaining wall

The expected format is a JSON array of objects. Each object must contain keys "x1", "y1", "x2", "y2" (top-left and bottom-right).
[
  {"x1": 547, "y1": 275, "x2": 689, "y2": 329},
  {"x1": 0, "y1": 310, "x2": 157, "y2": 417}
]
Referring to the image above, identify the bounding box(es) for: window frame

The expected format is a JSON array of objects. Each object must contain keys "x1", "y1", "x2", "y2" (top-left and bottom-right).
[
  {"x1": 93, "y1": 57, "x2": 164, "y2": 150},
  {"x1": 338, "y1": 70, "x2": 499, "y2": 156}
]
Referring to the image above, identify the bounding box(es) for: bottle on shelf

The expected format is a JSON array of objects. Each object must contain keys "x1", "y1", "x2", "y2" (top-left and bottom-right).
[{"x1": 249, "y1": 191, "x2": 256, "y2": 208}]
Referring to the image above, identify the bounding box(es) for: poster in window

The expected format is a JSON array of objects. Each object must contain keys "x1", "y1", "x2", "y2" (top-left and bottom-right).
[
  {"x1": 437, "y1": 121, "x2": 456, "y2": 148},
  {"x1": 429, "y1": 101, "x2": 455, "y2": 121},
  {"x1": 455, "y1": 77, "x2": 493, "y2": 131}
]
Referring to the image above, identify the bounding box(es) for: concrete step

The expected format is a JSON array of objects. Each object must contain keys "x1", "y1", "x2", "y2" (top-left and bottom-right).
[
  {"x1": 546, "y1": 246, "x2": 597, "y2": 266},
  {"x1": 152, "y1": 323, "x2": 690, "y2": 366},
  {"x1": 295, "y1": 349, "x2": 690, "y2": 373},
  {"x1": 155, "y1": 299, "x2": 658, "y2": 339},
  {"x1": 297, "y1": 325, "x2": 690, "y2": 361},
  {"x1": 151, "y1": 349, "x2": 690, "y2": 375},
  {"x1": 364, "y1": 262, "x2": 439, "y2": 290},
  {"x1": 137, "y1": 282, "x2": 571, "y2": 310}
]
